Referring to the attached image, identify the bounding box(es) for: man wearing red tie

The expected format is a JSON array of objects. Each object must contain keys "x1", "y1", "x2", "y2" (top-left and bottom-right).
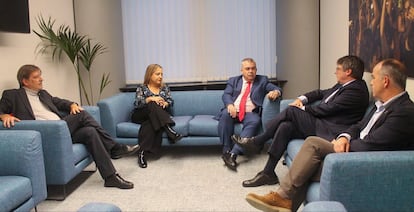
[{"x1": 217, "y1": 58, "x2": 282, "y2": 171}]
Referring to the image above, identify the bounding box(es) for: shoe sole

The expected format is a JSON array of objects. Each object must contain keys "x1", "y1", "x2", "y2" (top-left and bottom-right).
[
  {"x1": 104, "y1": 184, "x2": 134, "y2": 189},
  {"x1": 245, "y1": 195, "x2": 291, "y2": 212}
]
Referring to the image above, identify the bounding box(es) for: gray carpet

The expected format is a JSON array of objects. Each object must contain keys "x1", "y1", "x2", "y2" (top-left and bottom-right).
[{"x1": 37, "y1": 146, "x2": 289, "y2": 211}]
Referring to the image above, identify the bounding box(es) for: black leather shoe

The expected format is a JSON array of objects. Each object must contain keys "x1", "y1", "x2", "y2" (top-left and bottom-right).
[
  {"x1": 111, "y1": 144, "x2": 140, "y2": 159},
  {"x1": 242, "y1": 171, "x2": 279, "y2": 187},
  {"x1": 165, "y1": 125, "x2": 183, "y2": 144},
  {"x1": 231, "y1": 135, "x2": 260, "y2": 154},
  {"x1": 222, "y1": 151, "x2": 237, "y2": 171},
  {"x1": 104, "y1": 173, "x2": 134, "y2": 189},
  {"x1": 138, "y1": 151, "x2": 147, "y2": 168},
  {"x1": 168, "y1": 134, "x2": 183, "y2": 144}
]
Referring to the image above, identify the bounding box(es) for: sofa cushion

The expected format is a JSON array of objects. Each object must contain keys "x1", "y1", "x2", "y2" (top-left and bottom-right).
[
  {"x1": 171, "y1": 116, "x2": 192, "y2": 136},
  {"x1": 0, "y1": 176, "x2": 32, "y2": 212},
  {"x1": 306, "y1": 182, "x2": 321, "y2": 203},
  {"x1": 117, "y1": 122, "x2": 141, "y2": 138},
  {"x1": 171, "y1": 90, "x2": 223, "y2": 116},
  {"x1": 285, "y1": 139, "x2": 305, "y2": 166},
  {"x1": 189, "y1": 115, "x2": 218, "y2": 136},
  {"x1": 72, "y1": 143, "x2": 92, "y2": 165},
  {"x1": 116, "y1": 116, "x2": 192, "y2": 138}
]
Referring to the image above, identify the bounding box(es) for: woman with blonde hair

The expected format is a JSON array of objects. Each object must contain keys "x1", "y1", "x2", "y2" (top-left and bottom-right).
[{"x1": 131, "y1": 64, "x2": 182, "y2": 168}]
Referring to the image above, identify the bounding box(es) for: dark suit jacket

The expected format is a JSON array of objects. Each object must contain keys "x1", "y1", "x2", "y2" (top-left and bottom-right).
[
  {"x1": 304, "y1": 80, "x2": 370, "y2": 139},
  {"x1": 220, "y1": 75, "x2": 281, "y2": 114},
  {"x1": 0, "y1": 88, "x2": 74, "y2": 120},
  {"x1": 348, "y1": 92, "x2": 414, "y2": 151}
]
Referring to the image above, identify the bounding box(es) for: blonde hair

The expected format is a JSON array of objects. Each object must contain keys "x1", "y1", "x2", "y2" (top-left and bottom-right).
[{"x1": 143, "y1": 64, "x2": 163, "y2": 86}]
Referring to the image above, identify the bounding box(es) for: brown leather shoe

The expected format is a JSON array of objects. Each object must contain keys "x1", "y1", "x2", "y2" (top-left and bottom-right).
[{"x1": 246, "y1": 191, "x2": 292, "y2": 212}]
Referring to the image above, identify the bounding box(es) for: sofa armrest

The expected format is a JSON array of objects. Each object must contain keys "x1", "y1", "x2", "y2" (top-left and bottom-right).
[
  {"x1": 302, "y1": 201, "x2": 347, "y2": 212},
  {"x1": 320, "y1": 151, "x2": 414, "y2": 211},
  {"x1": 98, "y1": 93, "x2": 135, "y2": 137},
  {"x1": 261, "y1": 97, "x2": 281, "y2": 129},
  {"x1": 280, "y1": 99, "x2": 294, "y2": 112},
  {"x1": 83, "y1": 105, "x2": 101, "y2": 124},
  {"x1": 0, "y1": 130, "x2": 47, "y2": 207},
  {"x1": 0, "y1": 120, "x2": 77, "y2": 184}
]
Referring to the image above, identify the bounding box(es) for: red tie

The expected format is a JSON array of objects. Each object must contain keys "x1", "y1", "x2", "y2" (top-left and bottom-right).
[{"x1": 239, "y1": 82, "x2": 251, "y2": 121}]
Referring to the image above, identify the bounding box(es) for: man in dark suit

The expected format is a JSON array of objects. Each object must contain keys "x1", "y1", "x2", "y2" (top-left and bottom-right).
[
  {"x1": 218, "y1": 58, "x2": 282, "y2": 171},
  {"x1": 0, "y1": 64, "x2": 139, "y2": 189},
  {"x1": 244, "y1": 59, "x2": 414, "y2": 212},
  {"x1": 233, "y1": 55, "x2": 369, "y2": 187}
]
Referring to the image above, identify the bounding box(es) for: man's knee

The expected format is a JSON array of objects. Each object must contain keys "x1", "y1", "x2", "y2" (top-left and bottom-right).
[{"x1": 303, "y1": 136, "x2": 329, "y2": 148}]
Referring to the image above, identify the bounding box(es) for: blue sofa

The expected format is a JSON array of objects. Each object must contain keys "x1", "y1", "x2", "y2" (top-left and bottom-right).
[
  {"x1": 0, "y1": 130, "x2": 47, "y2": 212},
  {"x1": 0, "y1": 106, "x2": 100, "y2": 200},
  {"x1": 97, "y1": 90, "x2": 280, "y2": 146},
  {"x1": 281, "y1": 99, "x2": 414, "y2": 211}
]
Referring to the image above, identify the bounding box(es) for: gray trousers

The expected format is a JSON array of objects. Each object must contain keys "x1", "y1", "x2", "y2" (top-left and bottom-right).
[{"x1": 279, "y1": 136, "x2": 335, "y2": 210}]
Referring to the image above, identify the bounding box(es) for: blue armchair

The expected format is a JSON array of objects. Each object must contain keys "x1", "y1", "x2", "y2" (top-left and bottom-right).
[
  {"x1": 0, "y1": 130, "x2": 47, "y2": 212},
  {"x1": 281, "y1": 99, "x2": 414, "y2": 211},
  {"x1": 0, "y1": 106, "x2": 100, "y2": 200}
]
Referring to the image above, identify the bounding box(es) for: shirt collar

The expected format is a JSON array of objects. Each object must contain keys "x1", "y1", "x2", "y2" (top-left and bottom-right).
[
  {"x1": 375, "y1": 91, "x2": 407, "y2": 111},
  {"x1": 23, "y1": 87, "x2": 39, "y2": 96}
]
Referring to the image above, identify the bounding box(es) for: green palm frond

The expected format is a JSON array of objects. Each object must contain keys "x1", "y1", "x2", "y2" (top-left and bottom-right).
[
  {"x1": 79, "y1": 39, "x2": 107, "y2": 71},
  {"x1": 33, "y1": 15, "x2": 109, "y2": 105},
  {"x1": 33, "y1": 16, "x2": 64, "y2": 60}
]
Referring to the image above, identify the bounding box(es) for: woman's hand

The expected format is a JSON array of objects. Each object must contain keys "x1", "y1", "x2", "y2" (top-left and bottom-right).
[{"x1": 147, "y1": 96, "x2": 168, "y2": 108}]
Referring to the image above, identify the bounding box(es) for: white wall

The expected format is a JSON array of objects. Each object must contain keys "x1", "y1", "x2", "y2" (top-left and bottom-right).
[
  {"x1": 320, "y1": 0, "x2": 414, "y2": 99},
  {"x1": 3, "y1": 1, "x2": 412, "y2": 103},
  {"x1": 73, "y1": 0, "x2": 125, "y2": 105},
  {"x1": 0, "y1": 0, "x2": 80, "y2": 102},
  {"x1": 276, "y1": 0, "x2": 320, "y2": 99}
]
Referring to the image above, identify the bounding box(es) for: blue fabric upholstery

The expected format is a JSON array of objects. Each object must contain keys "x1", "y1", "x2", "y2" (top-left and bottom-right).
[
  {"x1": 97, "y1": 90, "x2": 280, "y2": 146},
  {"x1": 319, "y1": 151, "x2": 414, "y2": 212},
  {"x1": 78, "y1": 202, "x2": 121, "y2": 212},
  {"x1": 0, "y1": 106, "x2": 99, "y2": 199},
  {"x1": 282, "y1": 99, "x2": 414, "y2": 211},
  {"x1": 0, "y1": 130, "x2": 47, "y2": 212},
  {"x1": 302, "y1": 201, "x2": 347, "y2": 212}
]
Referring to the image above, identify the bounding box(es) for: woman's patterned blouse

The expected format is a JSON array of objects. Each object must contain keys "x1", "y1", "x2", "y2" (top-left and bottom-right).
[{"x1": 133, "y1": 84, "x2": 174, "y2": 109}]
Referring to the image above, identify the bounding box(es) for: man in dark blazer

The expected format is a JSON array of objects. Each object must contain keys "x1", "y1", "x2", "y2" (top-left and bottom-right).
[
  {"x1": 0, "y1": 64, "x2": 139, "y2": 189},
  {"x1": 218, "y1": 58, "x2": 282, "y2": 171},
  {"x1": 233, "y1": 55, "x2": 370, "y2": 187},
  {"x1": 244, "y1": 58, "x2": 414, "y2": 212}
]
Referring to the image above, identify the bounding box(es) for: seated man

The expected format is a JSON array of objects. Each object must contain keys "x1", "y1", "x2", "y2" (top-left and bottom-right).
[
  {"x1": 217, "y1": 58, "x2": 282, "y2": 171},
  {"x1": 233, "y1": 55, "x2": 369, "y2": 186},
  {"x1": 0, "y1": 64, "x2": 139, "y2": 189},
  {"x1": 245, "y1": 59, "x2": 414, "y2": 212}
]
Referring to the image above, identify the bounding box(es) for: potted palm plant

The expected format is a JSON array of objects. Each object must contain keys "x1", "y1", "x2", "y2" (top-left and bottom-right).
[{"x1": 33, "y1": 15, "x2": 111, "y2": 105}]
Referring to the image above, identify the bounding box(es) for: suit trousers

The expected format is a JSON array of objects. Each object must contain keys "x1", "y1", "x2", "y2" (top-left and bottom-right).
[
  {"x1": 218, "y1": 111, "x2": 261, "y2": 154},
  {"x1": 279, "y1": 136, "x2": 334, "y2": 209},
  {"x1": 260, "y1": 106, "x2": 317, "y2": 161},
  {"x1": 131, "y1": 102, "x2": 175, "y2": 153},
  {"x1": 63, "y1": 110, "x2": 117, "y2": 179}
]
